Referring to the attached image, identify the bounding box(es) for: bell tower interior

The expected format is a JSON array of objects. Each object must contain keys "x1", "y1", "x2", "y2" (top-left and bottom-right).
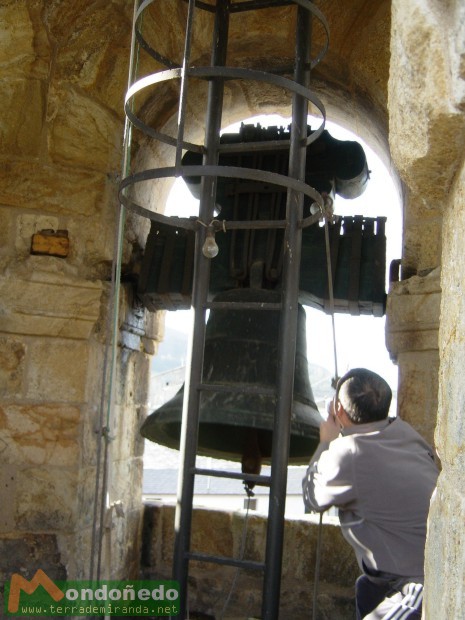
[
  {"x1": 120, "y1": 1, "x2": 403, "y2": 616},
  {"x1": 1, "y1": 0, "x2": 464, "y2": 618}
]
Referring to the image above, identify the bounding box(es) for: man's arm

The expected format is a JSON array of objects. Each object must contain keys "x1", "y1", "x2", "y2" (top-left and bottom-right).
[
  {"x1": 302, "y1": 414, "x2": 355, "y2": 512},
  {"x1": 302, "y1": 442, "x2": 332, "y2": 512}
]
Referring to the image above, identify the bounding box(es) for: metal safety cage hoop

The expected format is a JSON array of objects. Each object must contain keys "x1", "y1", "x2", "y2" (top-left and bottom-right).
[{"x1": 119, "y1": 0, "x2": 329, "y2": 618}]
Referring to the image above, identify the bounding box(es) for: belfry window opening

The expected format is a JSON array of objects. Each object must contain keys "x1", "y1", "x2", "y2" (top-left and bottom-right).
[{"x1": 142, "y1": 113, "x2": 401, "y2": 517}]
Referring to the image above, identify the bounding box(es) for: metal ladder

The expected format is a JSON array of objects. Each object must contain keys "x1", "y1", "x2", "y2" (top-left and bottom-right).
[
  {"x1": 120, "y1": 0, "x2": 329, "y2": 617},
  {"x1": 172, "y1": 5, "x2": 322, "y2": 619}
]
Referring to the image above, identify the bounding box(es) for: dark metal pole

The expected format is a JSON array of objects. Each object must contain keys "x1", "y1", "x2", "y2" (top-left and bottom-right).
[
  {"x1": 172, "y1": 1, "x2": 230, "y2": 617},
  {"x1": 262, "y1": 6, "x2": 311, "y2": 619}
]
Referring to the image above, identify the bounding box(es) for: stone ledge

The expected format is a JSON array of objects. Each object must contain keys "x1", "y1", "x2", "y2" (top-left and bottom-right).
[
  {"x1": 386, "y1": 270, "x2": 441, "y2": 357},
  {"x1": 0, "y1": 271, "x2": 102, "y2": 340},
  {"x1": 141, "y1": 502, "x2": 358, "y2": 620}
]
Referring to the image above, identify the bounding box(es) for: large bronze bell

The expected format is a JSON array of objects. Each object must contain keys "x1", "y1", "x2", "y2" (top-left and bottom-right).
[{"x1": 141, "y1": 288, "x2": 322, "y2": 469}]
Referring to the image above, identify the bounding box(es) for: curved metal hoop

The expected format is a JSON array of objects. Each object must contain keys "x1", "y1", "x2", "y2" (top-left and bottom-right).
[
  {"x1": 119, "y1": 164, "x2": 325, "y2": 228},
  {"x1": 125, "y1": 65, "x2": 326, "y2": 152},
  {"x1": 122, "y1": 0, "x2": 328, "y2": 229},
  {"x1": 134, "y1": 0, "x2": 329, "y2": 70}
]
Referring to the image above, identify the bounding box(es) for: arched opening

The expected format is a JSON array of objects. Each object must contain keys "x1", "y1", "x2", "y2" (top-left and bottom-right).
[{"x1": 143, "y1": 112, "x2": 402, "y2": 516}]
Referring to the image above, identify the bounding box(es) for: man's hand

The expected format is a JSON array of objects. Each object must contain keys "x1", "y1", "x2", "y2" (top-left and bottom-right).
[{"x1": 320, "y1": 408, "x2": 341, "y2": 443}]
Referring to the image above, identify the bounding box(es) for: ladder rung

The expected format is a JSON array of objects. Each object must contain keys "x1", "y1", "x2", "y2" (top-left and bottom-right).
[
  {"x1": 193, "y1": 467, "x2": 272, "y2": 486},
  {"x1": 205, "y1": 300, "x2": 282, "y2": 311},
  {"x1": 218, "y1": 219, "x2": 287, "y2": 230},
  {"x1": 187, "y1": 552, "x2": 265, "y2": 571}
]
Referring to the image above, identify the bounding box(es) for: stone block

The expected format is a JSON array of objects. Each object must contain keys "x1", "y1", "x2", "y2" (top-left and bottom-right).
[
  {"x1": 386, "y1": 270, "x2": 441, "y2": 358},
  {"x1": 119, "y1": 300, "x2": 146, "y2": 353},
  {"x1": 425, "y1": 478, "x2": 465, "y2": 619},
  {"x1": 142, "y1": 504, "x2": 358, "y2": 619},
  {"x1": 436, "y1": 338, "x2": 465, "y2": 468},
  {"x1": 0, "y1": 533, "x2": 67, "y2": 584},
  {"x1": 48, "y1": 87, "x2": 123, "y2": 172},
  {"x1": 0, "y1": 207, "x2": 13, "y2": 255},
  {"x1": 67, "y1": 210, "x2": 117, "y2": 274},
  {"x1": 26, "y1": 340, "x2": 89, "y2": 402},
  {"x1": 401, "y1": 216, "x2": 442, "y2": 276},
  {"x1": 76, "y1": 467, "x2": 99, "y2": 531},
  {"x1": 0, "y1": 404, "x2": 80, "y2": 467},
  {"x1": 0, "y1": 160, "x2": 108, "y2": 217},
  {"x1": 108, "y1": 350, "x2": 150, "y2": 464},
  {"x1": 64, "y1": 473, "x2": 143, "y2": 580},
  {"x1": 111, "y1": 400, "x2": 147, "y2": 463},
  {"x1": 0, "y1": 465, "x2": 17, "y2": 534},
  {"x1": 389, "y1": 0, "x2": 465, "y2": 204},
  {"x1": 31, "y1": 230, "x2": 70, "y2": 258},
  {"x1": 0, "y1": 79, "x2": 45, "y2": 158},
  {"x1": 396, "y1": 351, "x2": 439, "y2": 444},
  {"x1": 58, "y1": 528, "x2": 91, "y2": 580},
  {"x1": 0, "y1": 2, "x2": 35, "y2": 75},
  {"x1": 0, "y1": 337, "x2": 26, "y2": 398},
  {"x1": 108, "y1": 457, "x2": 144, "y2": 515},
  {"x1": 0, "y1": 271, "x2": 102, "y2": 340},
  {"x1": 15, "y1": 467, "x2": 78, "y2": 532},
  {"x1": 191, "y1": 508, "x2": 234, "y2": 559},
  {"x1": 15, "y1": 213, "x2": 60, "y2": 256},
  {"x1": 448, "y1": 1, "x2": 465, "y2": 110},
  {"x1": 119, "y1": 347, "x2": 151, "y2": 408},
  {"x1": 142, "y1": 503, "x2": 175, "y2": 569},
  {"x1": 80, "y1": 408, "x2": 100, "y2": 469},
  {"x1": 142, "y1": 310, "x2": 165, "y2": 354},
  {"x1": 101, "y1": 506, "x2": 144, "y2": 580},
  {"x1": 47, "y1": 1, "x2": 131, "y2": 116}
]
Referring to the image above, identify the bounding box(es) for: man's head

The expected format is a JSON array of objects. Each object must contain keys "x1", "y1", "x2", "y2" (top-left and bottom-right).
[{"x1": 335, "y1": 368, "x2": 392, "y2": 424}]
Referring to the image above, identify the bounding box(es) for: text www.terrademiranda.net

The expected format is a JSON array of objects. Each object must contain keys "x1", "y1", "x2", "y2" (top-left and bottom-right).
[
  {"x1": 5, "y1": 573, "x2": 180, "y2": 617},
  {"x1": 18, "y1": 603, "x2": 179, "y2": 615}
]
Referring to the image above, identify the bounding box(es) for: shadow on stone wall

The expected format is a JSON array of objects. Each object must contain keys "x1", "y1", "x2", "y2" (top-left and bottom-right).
[{"x1": 141, "y1": 503, "x2": 358, "y2": 619}]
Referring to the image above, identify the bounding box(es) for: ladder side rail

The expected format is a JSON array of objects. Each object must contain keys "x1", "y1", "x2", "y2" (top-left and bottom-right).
[
  {"x1": 172, "y1": 0, "x2": 230, "y2": 617},
  {"x1": 262, "y1": 6, "x2": 312, "y2": 619}
]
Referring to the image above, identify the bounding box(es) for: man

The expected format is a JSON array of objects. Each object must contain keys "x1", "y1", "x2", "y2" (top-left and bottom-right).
[{"x1": 302, "y1": 368, "x2": 439, "y2": 620}]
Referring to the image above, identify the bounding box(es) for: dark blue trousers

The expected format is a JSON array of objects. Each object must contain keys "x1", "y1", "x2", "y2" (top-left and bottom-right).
[{"x1": 356, "y1": 574, "x2": 423, "y2": 619}]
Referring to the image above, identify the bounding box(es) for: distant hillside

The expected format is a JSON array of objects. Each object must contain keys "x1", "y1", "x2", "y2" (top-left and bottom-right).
[{"x1": 152, "y1": 326, "x2": 189, "y2": 374}]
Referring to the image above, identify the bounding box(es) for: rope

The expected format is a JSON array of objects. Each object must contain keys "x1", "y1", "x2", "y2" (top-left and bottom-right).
[
  {"x1": 312, "y1": 511, "x2": 324, "y2": 620},
  {"x1": 322, "y1": 198, "x2": 339, "y2": 386},
  {"x1": 218, "y1": 490, "x2": 253, "y2": 619},
  {"x1": 312, "y1": 197, "x2": 339, "y2": 620}
]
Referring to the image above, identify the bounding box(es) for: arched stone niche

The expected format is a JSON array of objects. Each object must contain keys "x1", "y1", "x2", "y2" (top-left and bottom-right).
[{"x1": 128, "y1": 0, "x2": 393, "y2": 169}]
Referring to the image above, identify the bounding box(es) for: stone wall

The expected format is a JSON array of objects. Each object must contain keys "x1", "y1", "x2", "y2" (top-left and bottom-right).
[
  {"x1": 425, "y1": 158, "x2": 465, "y2": 617},
  {"x1": 142, "y1": 503, "x2": 359, "y2": 619},
  {"x1": 2, "y1": 0, "x2": 465, "y2": 617},
  {"x1": 386, "y1": 269, "x2": 441, "y2": 444},
  {"x1": 0, "y1": 0, "x2": 153, "y2": 595},
  {"x1": 388, "y1": 0, "x2": 465, "y2": 616}
]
